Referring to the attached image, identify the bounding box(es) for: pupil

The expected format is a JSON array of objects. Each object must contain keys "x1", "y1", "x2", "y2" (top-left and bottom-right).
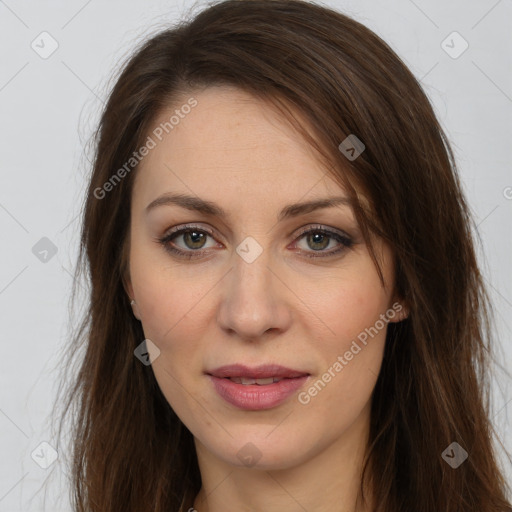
[
  {"x1": 185, "y1": 231, "x2": 205, "y2": 249},
  {"x1": 308, "y1": 232, "x2": 329, "y2": 250}
]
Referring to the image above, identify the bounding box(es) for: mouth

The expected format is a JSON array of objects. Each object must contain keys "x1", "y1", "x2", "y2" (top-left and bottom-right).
[
  {"x1": 206, "y1": 364, "x2": 310, "y2": 410},
  {"x1": 224, "y1": 376, "x2": 285, "y2": 385},
  {"x1": 207, "y1": 363, "x2": 309, "y2": 379}
]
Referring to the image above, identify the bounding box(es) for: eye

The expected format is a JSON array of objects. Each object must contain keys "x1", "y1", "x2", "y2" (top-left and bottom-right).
[
  {"x1": 157, "y1": 224, "x2": 220, "y2": 259},
  {"x1": 292, "y1": 225, "x2": 353, "y2": 258},
  {"x1": 157, "y1": 223, "x2": 354, "y2": 260}
]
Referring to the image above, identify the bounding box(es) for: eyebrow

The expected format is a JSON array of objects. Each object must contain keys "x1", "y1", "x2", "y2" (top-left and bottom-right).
[{"x1": 145, "y1": 192, "x2": 352, "y2": 222}]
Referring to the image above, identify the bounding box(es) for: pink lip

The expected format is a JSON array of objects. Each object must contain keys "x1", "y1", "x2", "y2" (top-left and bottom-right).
[{"x1": 207, "y1": 364, "x2": 310, "y2": 410}]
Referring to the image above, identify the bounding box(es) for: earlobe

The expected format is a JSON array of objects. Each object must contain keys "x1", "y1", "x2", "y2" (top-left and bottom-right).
[
  {"x1": 395, "y1": 307, "x2": 409, "y2": 322},
  {"x1": 130, "y1": 299, "x2": 141, "y2": 321},
  {"x1": 389, "y1": 298, "x2": 409, "y2": 323},
  {"x1": 122, "y1": 272, "x2": 141, "y2": 321}
]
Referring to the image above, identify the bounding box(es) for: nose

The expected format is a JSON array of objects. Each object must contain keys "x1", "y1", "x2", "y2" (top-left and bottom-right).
[{"x1": 216, "y1": 250, "x2": 292, "y2": 341}]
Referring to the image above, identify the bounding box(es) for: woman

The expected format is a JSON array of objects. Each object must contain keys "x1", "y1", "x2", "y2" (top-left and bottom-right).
[{"x1": 54, "y1": 0, "x2": 512, "y2": 510}]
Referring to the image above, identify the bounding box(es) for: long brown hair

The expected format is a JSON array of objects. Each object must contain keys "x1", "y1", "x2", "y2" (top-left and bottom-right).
[{"x1": 52, "y1": 0, "x2": 512, "y2": 510}]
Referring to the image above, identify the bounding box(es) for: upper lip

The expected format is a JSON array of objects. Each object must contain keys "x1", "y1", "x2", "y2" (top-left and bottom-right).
[{"x1": 207, "y1": 364, "x2": 309, "y2": 379}]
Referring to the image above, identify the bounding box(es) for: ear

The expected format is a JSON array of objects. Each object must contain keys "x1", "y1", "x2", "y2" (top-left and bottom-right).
[
  {"x1": 122, "y1": 270, "x2": 141, "y2": 321},
  {"x1": 387, "y1": 295, "x2": 409, "y2": 323}
]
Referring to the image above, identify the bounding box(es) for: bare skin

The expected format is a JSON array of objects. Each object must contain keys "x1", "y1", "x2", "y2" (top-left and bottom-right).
[{"x1": 124, "y1": 85, "x2": 407, "y2": 512}]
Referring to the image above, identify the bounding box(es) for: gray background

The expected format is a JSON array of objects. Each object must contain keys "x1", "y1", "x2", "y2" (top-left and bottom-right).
[{"x1": 0, "y1": 0, "x2": 511, "y2": 510}]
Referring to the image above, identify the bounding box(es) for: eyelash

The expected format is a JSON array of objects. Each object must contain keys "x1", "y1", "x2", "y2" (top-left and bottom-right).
[{"x1": 157, "y1": 224, "x2": 353, "y2": 260}]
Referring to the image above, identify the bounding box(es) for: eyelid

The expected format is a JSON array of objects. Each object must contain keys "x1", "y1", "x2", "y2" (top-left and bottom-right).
[
  {"x1": 292, "y1": 223, "x2": 351, "y2": 240},
  {"x1": 164, "y1": 222, "x2": 216, "y2": 237}
]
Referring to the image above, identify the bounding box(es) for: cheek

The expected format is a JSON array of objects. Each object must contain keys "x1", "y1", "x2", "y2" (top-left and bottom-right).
[
  {"x1": 301, "y1": 271, "x2": 390, "y2": 403},
  {"x1": 330, "y1": 286, "x2": 388, "y2": 346},
  {"x1": 129, "y1": 254, "x2": 218, "y2": 416},
  {"x1": 302, "y1": 261, "x2": 390, "y2": 350},
  {"x1": 129, "y1": 241, "x2": 216, "y2": 344},
  {"x1": 131, "y1": 262, "x2": 212, "y2": 424}
]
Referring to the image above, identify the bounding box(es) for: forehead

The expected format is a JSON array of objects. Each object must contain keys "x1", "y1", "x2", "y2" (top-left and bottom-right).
[{"x1": 132, "y1": 86, "x2": 348, "y2": 212}]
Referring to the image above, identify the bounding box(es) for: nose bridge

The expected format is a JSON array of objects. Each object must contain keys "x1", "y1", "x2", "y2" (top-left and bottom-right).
[{"x1": 217, "y1": 244, "x2": 291, "y2": 339}]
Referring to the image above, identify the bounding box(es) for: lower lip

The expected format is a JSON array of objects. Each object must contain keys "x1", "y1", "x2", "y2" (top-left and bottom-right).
[{"x1": 209, "y1": 375, "x2": 309, "y2": 410}]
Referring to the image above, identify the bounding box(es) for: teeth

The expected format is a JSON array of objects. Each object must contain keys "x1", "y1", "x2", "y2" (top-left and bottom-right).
[
  {"x1": 228, "y1": 377, "x2": 284, "y2": 385},
  {"x1": 255, "y1": 377, "x2": 274, "y2": 385}
]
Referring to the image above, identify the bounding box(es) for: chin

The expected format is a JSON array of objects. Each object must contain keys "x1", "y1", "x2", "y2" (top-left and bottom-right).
[{"x1": 200, "y1": 429, "x2": 317, "y2": 471}]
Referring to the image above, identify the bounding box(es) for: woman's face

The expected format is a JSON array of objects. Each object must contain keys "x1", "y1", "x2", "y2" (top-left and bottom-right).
[{"x1": 125, "y1": 85, "x2": 404, "y2": 470}]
